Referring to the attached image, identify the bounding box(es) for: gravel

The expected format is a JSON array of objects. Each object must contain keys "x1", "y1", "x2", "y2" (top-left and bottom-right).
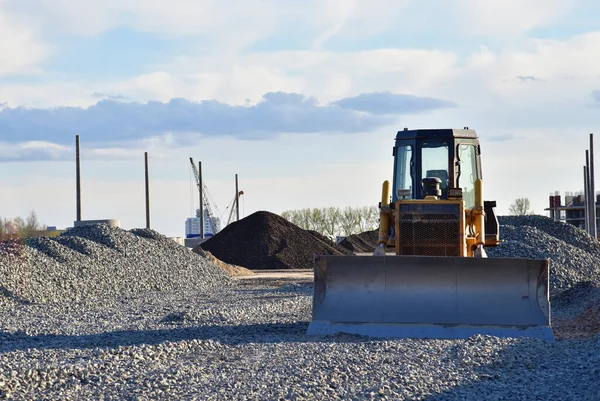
[
  {"x1": 487, "y1": 216, "x2": 600, "y2": 294},
  {"x1": 0, "y1": 276, "x2": 597, "y2": 400},
  {"x1": 339, "y1": 229, "x2": 379, "y2": 253},
  {"x1": 551, "y1": 281, "x2": 600, "y2": 339},
  {"x1": 0, "y1": 217, "x2": 598, "y2": 399},
  {"x1": 0, "y1": 224, "x2": 231, "y2": 306},
  {"x1": 198, "y1": 211, "x2": 352, "y2": 270}
]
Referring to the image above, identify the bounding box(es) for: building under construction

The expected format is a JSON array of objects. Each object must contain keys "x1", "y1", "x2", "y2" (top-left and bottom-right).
[
  {"x1": 545, "y1": 133, "x2": 598, "y2": 238},
  {"x1": 546, "y1": 191, "x2": 599, "y2": 231}
]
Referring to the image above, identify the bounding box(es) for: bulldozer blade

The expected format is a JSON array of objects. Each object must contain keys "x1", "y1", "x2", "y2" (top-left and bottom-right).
[{"x1": 307, "y1": 255, "x2": 554, "y2": 341}]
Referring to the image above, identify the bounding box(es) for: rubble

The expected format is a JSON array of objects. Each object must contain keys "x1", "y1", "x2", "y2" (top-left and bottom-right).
[
  {"x1": 0, "y1": 224, "x2": 231, "y2": 305},
  {"x1": 198, "y1": 211, "x2": 352, "y2": 270}
]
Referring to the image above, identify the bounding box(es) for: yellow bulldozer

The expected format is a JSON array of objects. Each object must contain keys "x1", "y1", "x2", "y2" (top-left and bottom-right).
[{"x1": 307, "y1": 128, "x2": 554, "y2": 341}]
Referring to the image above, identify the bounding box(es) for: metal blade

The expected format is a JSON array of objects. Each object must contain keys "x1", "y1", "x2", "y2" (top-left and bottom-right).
[{"x1": 307, "y1": 255, "x2": 554, "y2": 341}]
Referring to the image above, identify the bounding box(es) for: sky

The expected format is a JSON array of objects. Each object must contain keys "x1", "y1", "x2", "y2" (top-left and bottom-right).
[{"x1": 1, "y1": 0, "x2": 599, "y2": 237}]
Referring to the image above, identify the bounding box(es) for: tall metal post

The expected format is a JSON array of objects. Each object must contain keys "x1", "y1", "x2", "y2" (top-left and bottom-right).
[
  {"x1": 586, "y1": 149, "x2": 592, "y2": 234},
  {"x1": 76, "y1": 135, "x2": 82, "y2": 222},
  {"x1": 199, "y1": 161, "x2": 204, "y2": 238},
  {"x1": 235, "y1": 174, "x2": 240, "y2": 221},
  {"x1": 590, "y1": 133, "x2": 597, "y2": 238},
  {"x1": 584, "y1": 165, "x2": 590, "y2": 232},
  {"x1": 145, "y1": 152, "x2": 150, "y2": 229}
]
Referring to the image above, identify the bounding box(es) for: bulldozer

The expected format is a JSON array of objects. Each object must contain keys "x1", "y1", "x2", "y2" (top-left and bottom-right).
[{"x1": 307, "y1": 128, "x2": 554, "y2": 341}]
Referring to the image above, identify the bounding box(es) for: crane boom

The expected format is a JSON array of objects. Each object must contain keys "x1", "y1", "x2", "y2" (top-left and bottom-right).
[{"x1": 189, "y1": 157, "x2": 219, "y2": 236}]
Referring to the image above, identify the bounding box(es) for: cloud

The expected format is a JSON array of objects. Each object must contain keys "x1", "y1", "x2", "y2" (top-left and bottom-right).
[
  {"x1": 92, "y1": 92, "x2": 127, "y2": 101},
  {"x1": 515, "y1": 75, "x2": 544, "y2": 82},
  {"x1": 0, "y1": 7, "x2": 49, "y2": 76},
  {"x1": 591, "y1": 90, "x2": 600, "y2": 104},
  {"x1": 331, "y1": 92, "x2": 456, "y2": 115},
  {"x1": 0, "y1": 141, "x2": 69, "y2": 161},
  {"x1": 0, "y1": 134, "x2": 181, "y2": 162},
  {"x1": 450, "y1": 0, "x2": 575, "y2": 37},
  {"x1": 0, "y1": 92, "x2": 452, "y2": 152},
  {"x1": 2, "y1": 0, "x2": 280, "y2": 54},
  {"x1": 311, "y1": 0, "x2": 412, "y2": 48}
]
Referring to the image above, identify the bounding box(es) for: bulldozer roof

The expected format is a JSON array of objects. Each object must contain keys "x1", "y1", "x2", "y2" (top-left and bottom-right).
[{"x1": 395, "y1": 128, "x2": 478, "y2": 140}]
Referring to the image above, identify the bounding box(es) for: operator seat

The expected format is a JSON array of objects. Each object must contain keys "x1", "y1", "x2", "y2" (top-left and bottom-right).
[{"x1": 426, "y1": 169, "x2": 449, "y2": 198}]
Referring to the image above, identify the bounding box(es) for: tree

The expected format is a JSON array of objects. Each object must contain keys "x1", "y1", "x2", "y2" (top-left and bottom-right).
[
  {"x1": 279, "y1": 205, "x2": 379, "y2": 236},
  {"x1": 340, "y1": 206, "x2": 358, "y2": 236},
  {"x1": 357, "y1": 205, "x2": 379, "y2": 232},
  {"x1": 0, "y1": 210, "x2": 47, "y2": 241},
  {"x1": 322, "y1": 207, "x2": 341, "y2": 236},
  {"x1": 509, "y1": 198, "x2": 534, "y2": 215}
]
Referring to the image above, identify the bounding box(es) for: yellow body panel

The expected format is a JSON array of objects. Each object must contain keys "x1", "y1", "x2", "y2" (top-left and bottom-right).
[
  {"x1": 394, "y1": 198, "x2": 467, "y2": 257},
  {"x1": 377, "y1": 179, "x2": 491, "y2": 258}
]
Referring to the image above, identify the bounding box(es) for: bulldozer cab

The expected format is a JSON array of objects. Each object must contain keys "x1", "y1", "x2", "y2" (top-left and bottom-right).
[{"x1": 392, "y1": 128, "x2": 481, "y2": 209}]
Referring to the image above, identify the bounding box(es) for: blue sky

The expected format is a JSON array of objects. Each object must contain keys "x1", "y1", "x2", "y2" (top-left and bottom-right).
[{"x1": 1, "y1": 0, "x2": 599, "y2": 236}]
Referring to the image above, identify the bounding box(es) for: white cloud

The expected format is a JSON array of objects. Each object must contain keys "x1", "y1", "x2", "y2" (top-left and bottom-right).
[
  {"x1": 450, "y1": 0, "x2": 576, "y2": 37},
  {"x1": 3, "y1": 0, "x2": 414, "y2": 41},
  {"x1": 3, "y1": 0, "x2": 125, "y2": 36},
  {"x1": 0, "y1": 141, "x2": 69, "y2": 161},
  {"x1": 0, "y1": 5, "x2": 49, "y2": 76},
  {"x1": 453, "y1": 32, "x2": 600, "y2": 108},
  {"x1": 3, "y1": 29, "x2": 599, "y2": 124},
  {"x1": 159, "y1": 48, "x2": 459, "y2": 105},
  {"x1": 0, "y1": 81, "x2": 98, "y2": 108},
  {"x1": 3, "y1": 0, "x2": 279, "y2": 53}
]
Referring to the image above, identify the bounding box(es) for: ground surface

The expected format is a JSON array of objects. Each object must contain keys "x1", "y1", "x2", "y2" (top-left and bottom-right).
[{"x1": 0, "y1": 273, "x2": 597, "y2": 401}]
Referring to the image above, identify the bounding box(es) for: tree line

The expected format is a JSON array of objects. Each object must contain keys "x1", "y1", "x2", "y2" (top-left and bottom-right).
[
  {"x1": 0, "y1": 210, "x2": 48, "y2": 241},
  {"x1": 280, "y1": 197, "x2": 537, "y2": 238},
  {"x1": 280, "y1": 206, "x2": 380, "y2": 236}
]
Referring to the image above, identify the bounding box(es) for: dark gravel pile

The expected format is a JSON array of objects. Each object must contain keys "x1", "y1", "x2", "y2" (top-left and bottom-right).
[
  {"x1": 339, "y1": 229, "x2": 379, "y2": 253},
  {"x1": 488, "y1": 216, "x2": 600, "y2": 294},
  {"x1": 197, "y1": 211, "x2": 352, "y2": 270},
  {"x1": 0, "y1": 224, "x2": 231, "y2": 305}
]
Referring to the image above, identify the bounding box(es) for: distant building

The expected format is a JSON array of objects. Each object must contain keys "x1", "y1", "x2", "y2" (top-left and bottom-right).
[
  {"x1": 185, "y1": 217, "x2": 202, "y2": 238},
  {"x1": 185, "y1": 209, "x2": 221, "y2": 238},
  {"x1": 545, "y1": 191, "x2": 599, "y2": 231}
]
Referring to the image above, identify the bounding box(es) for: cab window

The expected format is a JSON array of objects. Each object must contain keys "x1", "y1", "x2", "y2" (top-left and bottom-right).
[
  {"x1": 395, "y1": 145, "x2": 413, "y2": 199},
  {"x1": 422, "y1": 141, "x2": 449, "y2": 196},
  {"x1": 457, "y1": 144, "x2": 479, "y2": 209}
]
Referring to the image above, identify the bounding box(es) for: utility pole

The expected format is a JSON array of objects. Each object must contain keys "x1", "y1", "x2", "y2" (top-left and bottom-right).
[
  {"x1": 587, "y1": 150, "x2": 592, "y2": 234},
  {"x1": 76, "y1": 135, "x2": 82, "y2": 222},
  {"x1": 585, "y1": 164, "x2": 590, "y2": 233},
  {"x1": 145, "y1": 152, "x2": 150, "y2": 229},
  {"x1": 235, "y1": 174, "x2": 240, "y2": 221},
  {"x1": 590, "y1": 133, "x2": 597, "y2": 238},
  {"x1": 199, "y1": 161, "x2": 204, "y2": 238}
]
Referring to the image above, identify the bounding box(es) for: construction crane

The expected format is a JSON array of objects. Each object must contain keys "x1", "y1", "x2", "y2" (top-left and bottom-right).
[
  {"x1": 189, "y1": 157, "x2": 221, "y2": 237},
  {"x1": 225, "y1": 190, "x2": 244, "y2": 226}
]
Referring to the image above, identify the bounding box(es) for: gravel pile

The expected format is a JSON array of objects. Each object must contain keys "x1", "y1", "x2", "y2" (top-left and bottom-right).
[
  {"x1": 0, "y1": 224, "x2": 231, "y2": 305},
  {"x1": 487, "y1": 216, "x2": 600, "y2": 294},
  {"x1": 339, "y1": 229, "x2": 379, "y2": 253},
  {"x1": 551, "y1": 281, "x2": 600, "y2": 339},
  {"x1": 194, "y1": 247, "x2": 255, "y2": 277},
  {"x1": 198, "y1": 211, "x2": 352, "y2": 270}
]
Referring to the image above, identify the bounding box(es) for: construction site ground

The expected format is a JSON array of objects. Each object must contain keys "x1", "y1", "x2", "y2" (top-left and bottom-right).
[
  {"x1": 0, "y1": 215, "x2": 598, "y2": 399},
  {"x1": 1, "y1": 273, "x2": 597, "y2": 400},
  {"x1": 234, "y1": 269, "x2": 313, "y2": 280}
]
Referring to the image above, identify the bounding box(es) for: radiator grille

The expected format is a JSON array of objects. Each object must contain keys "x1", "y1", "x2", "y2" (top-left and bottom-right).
[{"x1": 398, "y1": 203, "x2": 462, "y2": 256}]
